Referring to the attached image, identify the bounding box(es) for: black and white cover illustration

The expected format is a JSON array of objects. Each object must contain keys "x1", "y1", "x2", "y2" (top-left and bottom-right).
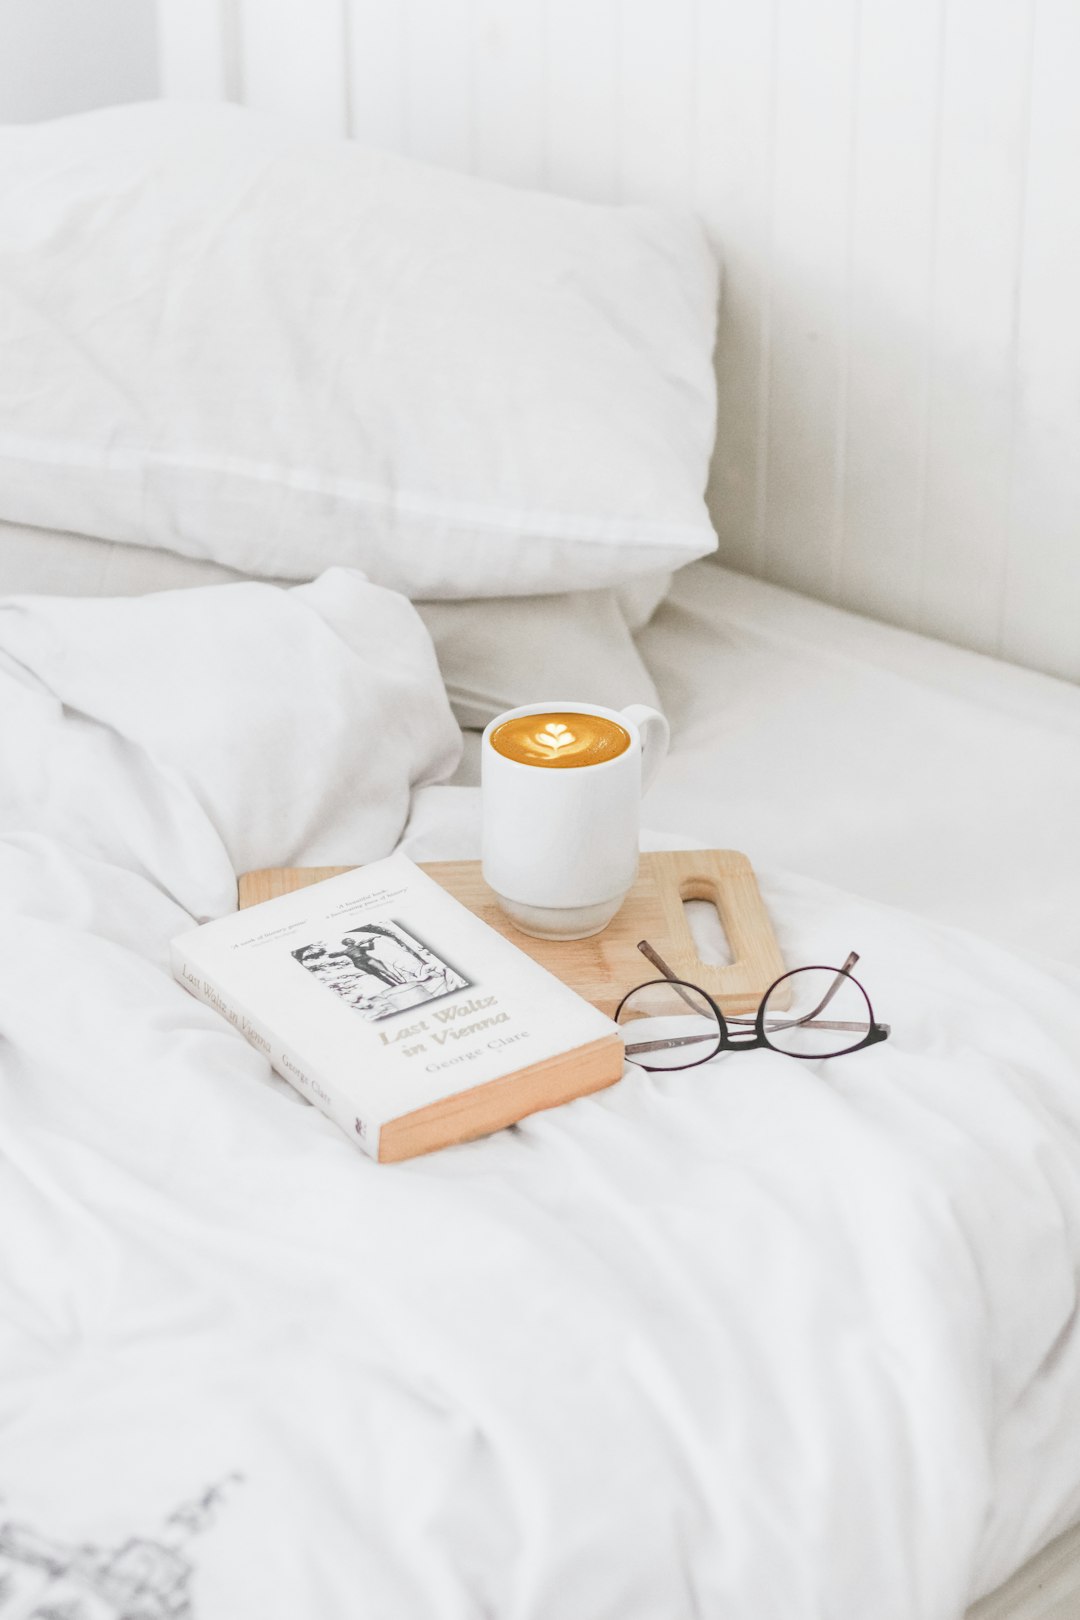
[
  {"x1": 292, "y1": 919, "x2": 470, "y2": 1021},
  {"x1": 0, "y1": 1475, "x2": 240, "y2": 1620}
]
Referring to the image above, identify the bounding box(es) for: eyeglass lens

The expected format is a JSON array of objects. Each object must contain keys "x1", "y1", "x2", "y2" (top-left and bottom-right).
[
  {"x1": 760, "y1": 967, "x2": 873, "y2": 1058},
  {"x1": 615, "y1": 978, "x2": 723, "y2": 1070}
]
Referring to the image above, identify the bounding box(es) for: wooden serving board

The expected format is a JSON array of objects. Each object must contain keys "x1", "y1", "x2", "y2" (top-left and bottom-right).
[{"x1": 239, "y1": 850, "x2": 786, "y2": 1017}]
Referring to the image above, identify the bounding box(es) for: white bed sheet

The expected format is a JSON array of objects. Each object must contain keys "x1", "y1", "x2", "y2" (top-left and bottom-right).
[
  {"x1": 7, "y1": 576, "x2": 1080, "y2": 1620},
  {"x1": 635, "y1": 563, "x2": 1080, "y2": 968},
  {"x1": 5, "y1": 547, "x2": 1080, "y2": 1617}
]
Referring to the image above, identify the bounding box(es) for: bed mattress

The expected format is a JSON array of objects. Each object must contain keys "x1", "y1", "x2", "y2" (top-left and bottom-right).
[{"x1": 637, "y1": 563, "x2": 1080, "y2": 969}]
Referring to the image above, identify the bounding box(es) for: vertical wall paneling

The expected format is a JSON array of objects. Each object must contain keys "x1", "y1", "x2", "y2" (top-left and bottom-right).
[
  {"x1": 157, "y1": 0, "x2": 231, "y2": 101},
  {"x1": 544, "y1": 0, "x2": 621, "y2": 203},
  {"x1": 1000, "y1": 0, "x2": 1080, "y2": 679},
  {"x1": 918, "y1": 0, "x2": 1035, "y2": 655},
  {"x1": 763, "y1": 0, "x2": 860, "y2": 600},
  {"x1": 397, "y1": 0, "x2": 474, "y2": 170},
  {"x1": 344, "y1": 0, "x2": 406, "y2": 150},
  {"x1": 470, "y1": 0, "x2": 547, "y2": 188},
  {"x1": 839, "y1": 0, "x2": 943, "y2": 629},
  {"x1": 695, "y1": 0, "x2": 777, "y2": 575},
  {"x1": 237, "y1": 0, "x2": 346, "y2": 135},
  {"x1": 154, "y1": 0, "x2": 1080, "y2": 683},
  {"x1": 617, "y1": 0, "x2": 697, "y2": 209}
]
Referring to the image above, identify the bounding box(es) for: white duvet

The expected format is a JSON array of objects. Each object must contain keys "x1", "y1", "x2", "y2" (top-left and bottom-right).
[{"x1": 2, "y1": 572, "x2": 1080, "y2": 1620}]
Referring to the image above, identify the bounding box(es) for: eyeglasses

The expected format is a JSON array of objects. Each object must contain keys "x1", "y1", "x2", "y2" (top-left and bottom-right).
[{"x1": 615, "y1": 941, "x2": 890, "y2": 1071}]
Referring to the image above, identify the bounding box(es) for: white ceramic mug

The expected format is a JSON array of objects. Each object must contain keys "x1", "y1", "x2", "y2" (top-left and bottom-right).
[{"x1": 481, "y1": 700, "x2": 670, "y2": 940}]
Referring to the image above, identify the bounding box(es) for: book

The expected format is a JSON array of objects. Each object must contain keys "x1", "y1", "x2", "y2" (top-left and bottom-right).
[{"x1": 171, "y1": 851, "x2": 625, "y2": 1162}]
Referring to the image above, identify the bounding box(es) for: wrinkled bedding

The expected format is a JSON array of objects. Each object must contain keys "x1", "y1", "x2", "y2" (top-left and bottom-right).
[{"x1": 3, "y1": 572, "x2": 1080, "y2": 1620}]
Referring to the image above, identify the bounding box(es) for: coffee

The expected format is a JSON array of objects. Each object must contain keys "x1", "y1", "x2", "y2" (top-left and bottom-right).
[{"x1": 490, "y1": 711, "x2": 631, "y2": 769}]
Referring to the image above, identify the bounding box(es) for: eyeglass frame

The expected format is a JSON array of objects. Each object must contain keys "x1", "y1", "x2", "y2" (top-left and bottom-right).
[{"x1": 615, "y1": 941, "x2": 890, "y2": 1071}]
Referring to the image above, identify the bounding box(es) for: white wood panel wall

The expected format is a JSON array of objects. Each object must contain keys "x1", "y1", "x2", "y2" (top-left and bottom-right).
[{"x1": 156, "y1": 0, "x2": 1080, "y2": 682}]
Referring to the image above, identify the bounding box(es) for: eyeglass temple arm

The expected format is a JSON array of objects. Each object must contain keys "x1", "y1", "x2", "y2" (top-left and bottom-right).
[
  {"x1": 637, "y1": 940, "x2": 690, "y2": 987},
  {"x1": 635, "y1": 940, "x2": 861, "y2": 1029},
  {"x1": 810, "y1": 950, "x2": 859, "y2": 1013}
]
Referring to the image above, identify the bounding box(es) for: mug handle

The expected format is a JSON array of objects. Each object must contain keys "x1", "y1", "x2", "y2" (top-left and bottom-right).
[{"x1": 622, "y1": 705, "x2": 670, "y2": 793}]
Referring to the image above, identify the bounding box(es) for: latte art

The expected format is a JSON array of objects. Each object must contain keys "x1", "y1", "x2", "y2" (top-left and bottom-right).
[{"x1": 490, "y1": 711, "x2": 632, "y2": 768}]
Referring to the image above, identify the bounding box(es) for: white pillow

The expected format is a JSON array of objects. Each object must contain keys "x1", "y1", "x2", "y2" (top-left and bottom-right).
[
  {"x1": 0, "y1": 519, "x2": 661, "y2": 731},
  {"x1": 0, "y1": 102, "x2": 719, "y2": 599},
  {"x1": 414, "y1": 592, "x2": 660, "y2": 730}
]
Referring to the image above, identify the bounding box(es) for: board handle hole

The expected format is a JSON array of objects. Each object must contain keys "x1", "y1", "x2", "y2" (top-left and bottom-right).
[{"x1": 682, "y1": 898, "x2": 733, "y2": 967}]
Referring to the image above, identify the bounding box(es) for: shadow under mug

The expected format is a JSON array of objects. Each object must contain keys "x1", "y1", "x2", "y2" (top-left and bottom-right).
[{"x1": 480, "y1": 700, "x2": 670, "y2": 940}]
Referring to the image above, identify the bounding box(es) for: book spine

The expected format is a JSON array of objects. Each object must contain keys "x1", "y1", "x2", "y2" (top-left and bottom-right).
[{"x1": 170, "y1": 944, "x2": 381, "y2": 1161}]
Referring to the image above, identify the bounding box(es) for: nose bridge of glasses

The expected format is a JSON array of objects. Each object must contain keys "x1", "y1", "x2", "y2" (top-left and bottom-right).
[{"x1": 723, "y1": 1028, "x2": 760, "y2": 1051}]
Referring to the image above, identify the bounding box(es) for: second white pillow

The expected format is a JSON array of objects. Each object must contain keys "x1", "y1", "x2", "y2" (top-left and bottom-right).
[{"x1": 0, "y1": 102, "x2": 720, "y2": 600}]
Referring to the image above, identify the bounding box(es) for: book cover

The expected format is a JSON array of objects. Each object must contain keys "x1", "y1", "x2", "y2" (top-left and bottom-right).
[{"x1": 171, "y1": 851, "x2": 624, "y2": 1161}]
